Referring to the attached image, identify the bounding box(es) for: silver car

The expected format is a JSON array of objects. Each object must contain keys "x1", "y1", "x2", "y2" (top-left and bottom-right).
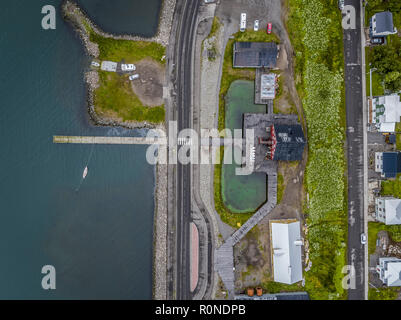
[
  {"x1": 129, "y1": 74, "x2": 139, "y2": 81},
  {"x1": 254, "y1": 20, "x2": 259, "y2": 32},
  {"x1": 361, "y1": 233, "x2": 367, "y2": 245}
]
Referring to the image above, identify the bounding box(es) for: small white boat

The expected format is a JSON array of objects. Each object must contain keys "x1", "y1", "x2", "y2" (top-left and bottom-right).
[{"x1": 82, "y1": 166, "x2": 88, "y2": 179}]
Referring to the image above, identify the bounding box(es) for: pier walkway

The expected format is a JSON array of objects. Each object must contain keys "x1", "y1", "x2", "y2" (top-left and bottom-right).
[
  {"x1": 53, "y1": 135, "x2": 167, "y2": 145},
  {"x1": 214, "y1": 171, "x2": 277, "y2": 298},
  {"x1": 53, "y1": 135, "x2": 244, "y2": 147}
]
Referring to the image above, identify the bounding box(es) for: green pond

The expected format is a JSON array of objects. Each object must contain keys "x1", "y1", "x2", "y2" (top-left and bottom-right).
[{"x1": 222, "y1": 80, "x2": 267, "y2": 213}]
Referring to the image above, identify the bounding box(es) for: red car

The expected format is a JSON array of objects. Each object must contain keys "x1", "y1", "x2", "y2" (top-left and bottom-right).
[{"x1": 267, "y1": 23, "x2": 272, "y2": 34}]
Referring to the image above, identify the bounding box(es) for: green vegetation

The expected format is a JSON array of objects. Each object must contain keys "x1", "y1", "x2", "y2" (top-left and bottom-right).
[
  {"x1": 366, "y1": 49, "x2": 385, "y2": 96},
  {"x1": 287, "y1": 0, "x2": 347, "y2": 300},
  {"x1": 368, "y1": 222, "x2": 401, "y2": 256},
  {"x1": 90, "y1": 32, "x2": 166, "y2": 64},
  {"x1": 381, "y1": 173, "x2": 401, "y2": 199},
  {"x1": 84, "y1": 25, "x2": 166, "y2": 123},
  {"x1": 369, "y1": 286, "x2": 400, "y2": 300},
  {"x1": 396, "y1": 123, "x2": 401, "y2": 149},
  {"x1": 214, "y1": 29, "x2": 280, "y2": 228},
  {"x1": 277, "y1": 174, "x2": 285, "y2": 204},
  {"x1": 365, "y1": 1, "x2": 401, "y2": 92},
  {"x1": 95, "y1": 72, "x2": 165, "y2": 122},
  {"x1": 261, "y1": 280, "x2": 303, "y2": 294},
  {"x1": 209, "y1": 16, "x2": 222, "y2": 39}
]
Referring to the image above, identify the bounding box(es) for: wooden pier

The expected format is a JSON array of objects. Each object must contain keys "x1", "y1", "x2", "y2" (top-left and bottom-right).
[{"x1": 53, "y1": 136, "x2": 167, "y2": 145}]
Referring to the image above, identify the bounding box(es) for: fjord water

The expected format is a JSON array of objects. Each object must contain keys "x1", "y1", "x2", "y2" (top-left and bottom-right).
[{"x1": 0, "y1": 0, "x2": 160, "y2": 299}]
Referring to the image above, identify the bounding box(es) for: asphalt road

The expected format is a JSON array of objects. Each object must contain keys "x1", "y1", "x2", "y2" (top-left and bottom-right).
[
  {"x1": 174, "y1": 0, "x2": 200, "y2": 300},
  {"x1": 343, "y1": 0, "x2": 366, "y2": 300}
]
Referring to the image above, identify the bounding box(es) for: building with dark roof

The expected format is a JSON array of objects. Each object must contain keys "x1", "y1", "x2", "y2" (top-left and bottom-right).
[
  {"x1": 233, "y1": 42, "x2": 278, "y2": 68},
  {"x1": 375, "y1": 152, "x2": 401, "y2": 178},
  {"x1": 370, "y1": 11, "x2": 397, "y2": 38},
  {"x1": 243, "y1": 113, "x2": 306, "y2": 173}
]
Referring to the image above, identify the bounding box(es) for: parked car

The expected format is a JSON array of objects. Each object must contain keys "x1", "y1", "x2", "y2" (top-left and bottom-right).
[
  {"x1": 91, "y1": 61, "x2": 100, "y2": 67},
  {"x1": 361, "y1": 233, "x2": 367, "y2": 245},
  {"x1": 338, "y1": 0, "x2": 345, "y2": 10},
  {"x1": 267, "y1": 22, "x2": 272, "y2": 34},
  {"x1": 121, "y1": 64, "x2": 136, "y2": 71},
  {"x1": 254, "y1": 20, "x2": 259, "y2": 32},
  {"x1": 371, "y1": 37, "x2": 384, "y2": 45},
  {"x1": 240, "y1": 13, "x2": 247, "y2": 32},
  {"x1": 129, "y1": 74, "x2": 139, "y2": 81}
]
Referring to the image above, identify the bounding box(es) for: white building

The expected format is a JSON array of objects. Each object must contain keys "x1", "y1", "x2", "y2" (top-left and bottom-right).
[
  {"x1": 376, "y1": 257, "x2": 401, "y2": 287},
  {"x1": 375, "y1": 197, "x2": 401, "y2": 225},
  {"x1": 270, "y1": 221, "x2": 303, "y2": 285},
  {"x1": 369, "y1": 95, "x2": 401, "y2": 132},
  {"x1": 100, "y1": 61, "x2": 118, "y2": 72},
  {"x1": 260, "y1": 73, "x2": 276, "y2": 100}
]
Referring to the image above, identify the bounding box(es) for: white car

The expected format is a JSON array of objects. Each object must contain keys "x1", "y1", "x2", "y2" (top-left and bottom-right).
[
  {"x1": 129, "y1": 74, "x2": 139, "y2": 81},
  {"x1": 254, "y1": 20, "x2": 259, "y2": 32},
  {"x1": 121, "y1": 64, "x2": 136, "y2": 71},
  {"x1": 91, "y1": 61, "x2": 100, "y2": 67},
  {"x1": 361, "y1": 233, "x2": 367, "y2": 245}
]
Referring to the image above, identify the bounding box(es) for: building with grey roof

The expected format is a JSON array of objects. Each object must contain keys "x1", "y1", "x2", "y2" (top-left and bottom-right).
[
  {"x1": 101, "y1": 61, "x2": 118, "y2": 72},
  {"x1": 376, "y1": 257, "x2": 401, "y2": 287},
  {"x1": 375, "y1": 197, "x2": 401, "y2": 225},
  {"x1": 233, "y1": 42, "x2": 278, "y2": 68},
  {"x1": 370, "y1": 11, "x2": 397, "y2": 38},
  {"x1": 270, "y1": 220, "x2": 303, "y2": 285}
]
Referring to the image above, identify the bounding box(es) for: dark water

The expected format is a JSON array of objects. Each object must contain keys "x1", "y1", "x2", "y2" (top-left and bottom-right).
[
  {"x1": 75, "y1": 0, "x2": 161, "y2": 36},
  {"x1": 0, "y1": 0, "x2": 160, "y2": 299}
]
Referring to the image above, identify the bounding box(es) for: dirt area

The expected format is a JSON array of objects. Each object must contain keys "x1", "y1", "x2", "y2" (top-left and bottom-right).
[
  {"x1": 233, "y1": 161, "x2": 305, "y2": 292},
  {"x1": 130, "y1": 58, "x2": 165, "y2": 106}
]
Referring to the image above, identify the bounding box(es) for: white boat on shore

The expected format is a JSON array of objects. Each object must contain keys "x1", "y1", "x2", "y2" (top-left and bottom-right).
[{"x1": 82, "y1": 166, "x2": 88, "y2": 179}]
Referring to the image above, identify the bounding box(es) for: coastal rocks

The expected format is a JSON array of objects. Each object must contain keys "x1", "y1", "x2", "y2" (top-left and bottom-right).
[
  {"x1": 85, "y1": 71, "x2": 99, "y2": 90},
  {"x1": 62, "y1": 1, "x2": 99, "y2": 58},
  {"x1": 63, "y1": 0, "x2": 176, "y2": 47}
]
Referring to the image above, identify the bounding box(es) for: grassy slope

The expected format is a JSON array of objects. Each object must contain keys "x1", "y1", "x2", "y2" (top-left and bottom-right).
[
  {"x1": 213, "y1": 30, "x2": 279, "y2": 228},
  {"x1": 287, "y1": 0, "x2": 347, "y2": 299},
  {"x1": 88, "y1": 29, "x2": 166, "y2": 123}
]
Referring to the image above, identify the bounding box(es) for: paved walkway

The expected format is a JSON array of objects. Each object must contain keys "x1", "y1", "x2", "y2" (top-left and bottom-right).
[{"x1": 214, "y1": 171, "x2": 277, "y2": 298}]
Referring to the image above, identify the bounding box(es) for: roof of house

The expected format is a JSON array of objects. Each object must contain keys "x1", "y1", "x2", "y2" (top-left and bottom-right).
[
  {"x1": 271, "y1": 221, "x2": 303, "y2": 284},
  {"x1": 373, "y1": 95, "x2": 401, "y2": 130},
  {"x1": 374, "y1": 11, "x2": 395, "y2": 34},
  {"x1": 386, "y1": 262, "x2": 401, "y2": 286},
  {"x1": 233, "y1": 42, "x2": 278, "y2": 68},
  {"x1": 384, "y1": 198, "x2": 401, "y2": 225},
  {"x1": 382, "y1": 152, "x2": 401, "y2": 178},
  {"x1": 273, "y1": 124, "x2": 306, "y2": 161}
]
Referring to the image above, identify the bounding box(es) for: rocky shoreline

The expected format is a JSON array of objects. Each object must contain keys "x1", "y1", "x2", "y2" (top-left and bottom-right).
[{"x1": 62, "y1": 0, "x2": 174, "y2": 299}]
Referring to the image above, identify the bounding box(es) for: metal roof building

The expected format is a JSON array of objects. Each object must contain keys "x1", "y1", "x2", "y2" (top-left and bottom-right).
[
  {"x1": 233, "y1": 42, "x2": 278, "y2": 68},
  {"x1": 272, "y1": 124, "x2": 306, "y2": 161},
  {"x1": 375, "y1": 152, "x2": 401, "y2": 178},
  {"x1": 270, "y1": 220, "x2": 303, "y2": 285},
  {"x1": 377, "y1": 257, "x2": 401, "y2": 287},
  {"x1": 370, "y1": 11, "x2": 397, "y2": 37},
  {"x1": 369, "y1": 94, "x2": 401, "y2": 132},
  {"x1": 375, "y1": 197, "x2": 401, "y2": 225},
  {"x1": 101, "y1": 61, "x2": 118, "y2": 72}
]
